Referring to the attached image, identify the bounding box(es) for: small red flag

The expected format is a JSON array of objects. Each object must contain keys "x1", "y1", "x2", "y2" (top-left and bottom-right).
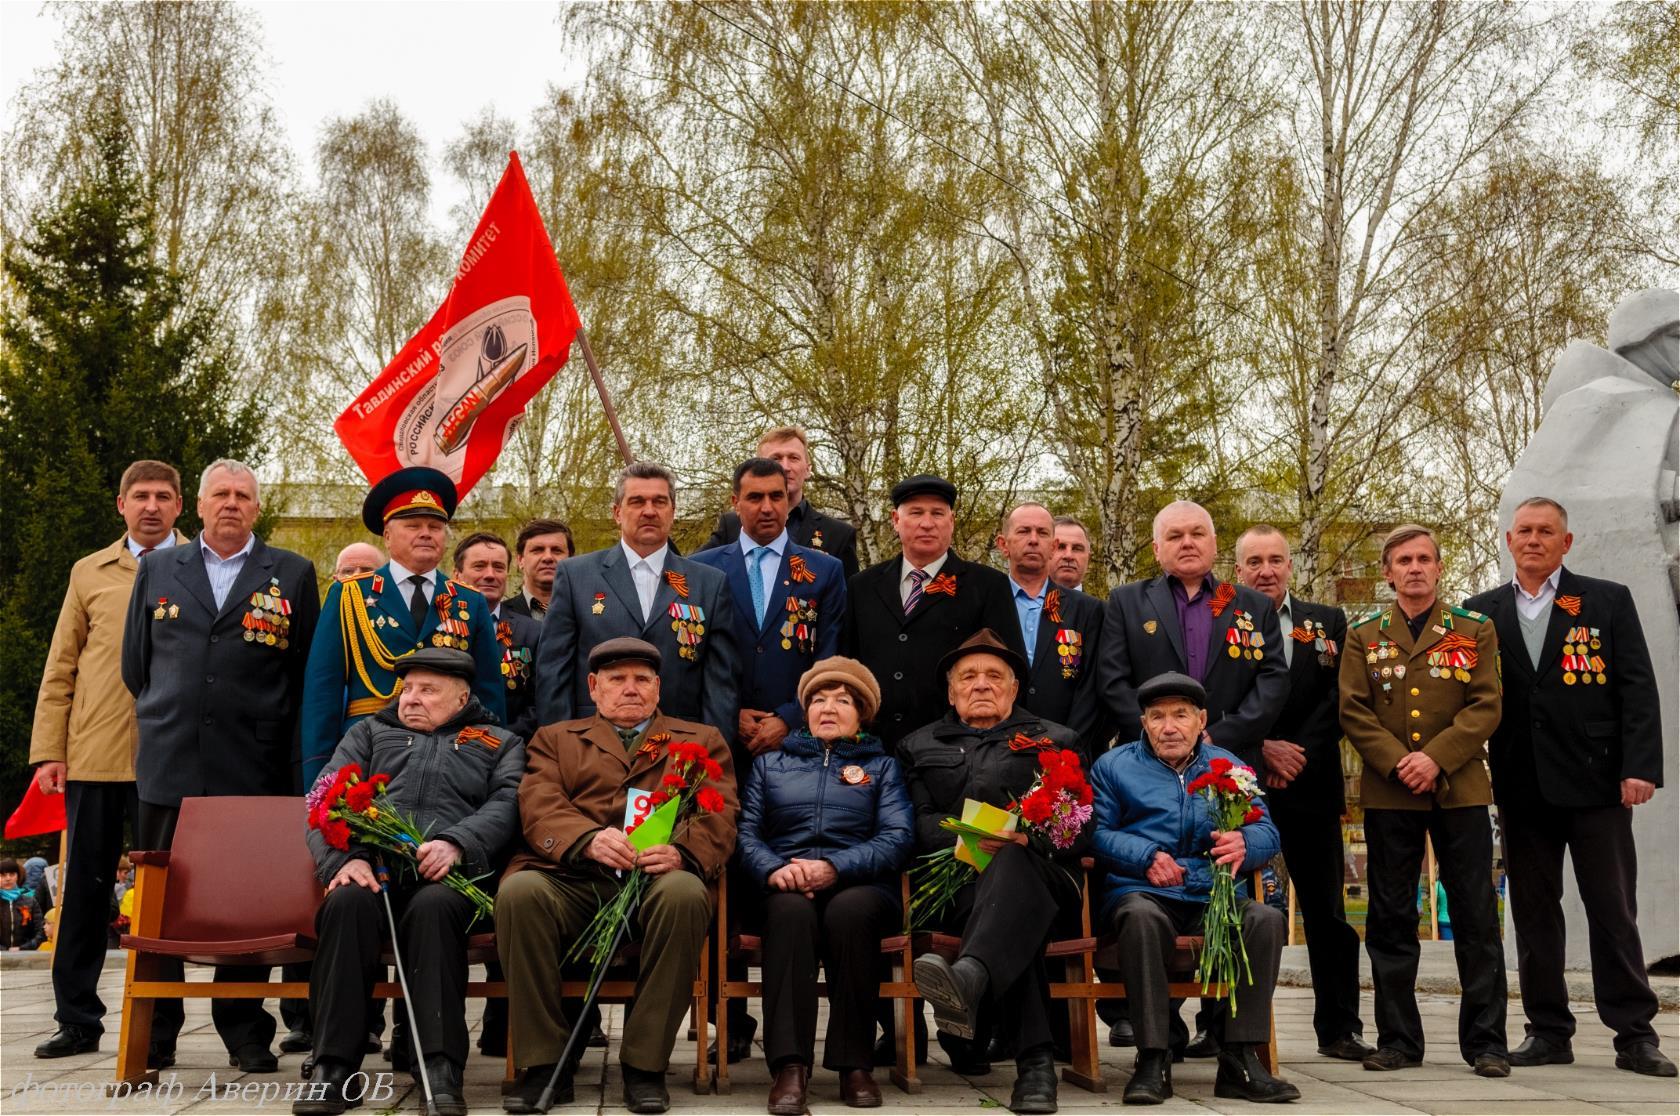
[
  {"x1": 5, "y1": 780, "x2": 66, "y2": 840},
  {"x1": 334, "y1": 152, "x2": 581, "y2": 498}
]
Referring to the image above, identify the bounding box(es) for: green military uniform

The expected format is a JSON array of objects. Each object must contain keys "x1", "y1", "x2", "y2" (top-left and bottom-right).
[{"x1": 1337, "y1": 599, "x2": 1507, "y2": 1066}]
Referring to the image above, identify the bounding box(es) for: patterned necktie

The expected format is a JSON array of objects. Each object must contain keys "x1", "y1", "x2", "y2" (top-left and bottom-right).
[
  {"x1": 746, "y1": 546, "x2": 770, "y2": 627},
  {"x1": 617, "y1": 726, "x2": 640, "y2": 753},
  {"x1": 905, "y1": 568, "x2": 928, "y2": 615},
  {"x1": 408, "y1": 574, "x2": 430, "y2": 631}
]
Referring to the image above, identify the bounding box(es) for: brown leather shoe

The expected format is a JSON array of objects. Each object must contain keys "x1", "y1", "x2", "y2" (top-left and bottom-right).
[
  {"x1": 840, "y1": 1068, "x2": 882, "y2": 1108},
  {"x1": 767, "y1": 1062, "x2": 810, "y2": 1116}
]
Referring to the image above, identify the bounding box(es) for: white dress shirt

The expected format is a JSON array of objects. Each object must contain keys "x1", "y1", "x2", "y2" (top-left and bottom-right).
[
  {"x1": 739, "y1": 529, "x2": 788, "y2": 627},
  {"x1": 900, "y1": 552, "x2": 950, "y2": 607},
  {"x1": 201, "y1": 534, "x2": 255, "y2": 610},
  {"x1": 1512, "y1": 566, "x2": 1562, "y2": 621},
  {"x1": 621, "y1": 540, "x2": 670, "y2": 623},
  {"x1": 388, "y1": 558, "x2": 440, "y2": 616},
  {"x1": 127, "y1": 534, "x2": 178, "y2": 559}
]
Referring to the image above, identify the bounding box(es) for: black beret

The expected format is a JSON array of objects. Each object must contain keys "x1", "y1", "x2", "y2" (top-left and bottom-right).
[
  {"x1": 890, "y1": 474, "x2": 957, "y2": 507},
  {"x1": 588, "y1": 636, "x2": 662, "y2": 673},
  {"x1": 1137, "y1": 671, "x2": 1207, "y2": 710},
  {"x1": 393, "y1": 646, "x2": 476, "y2": 681}
]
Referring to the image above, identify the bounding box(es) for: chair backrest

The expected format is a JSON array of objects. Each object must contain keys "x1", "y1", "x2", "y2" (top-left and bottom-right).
[{"x1": 160, "y1": 796, "x2": 320, "y2": 941}]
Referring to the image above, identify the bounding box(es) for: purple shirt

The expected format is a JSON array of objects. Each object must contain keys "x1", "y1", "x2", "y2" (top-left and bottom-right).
[{"x1": 1169, "y1": 573, "x2": 1218, "y2": 682}]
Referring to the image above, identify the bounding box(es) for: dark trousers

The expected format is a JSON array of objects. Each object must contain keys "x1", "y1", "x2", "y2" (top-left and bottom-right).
[
  {"x1": 52, "y1": 782, "x2": 148, "y2": 1035},
  {"x1": 761, "y1": 885, "x2": 897, "y2": 1072},
  {"x1": 1272, "y1": 800, "x2": 1364, "y2": 1044},
  {"x1": 1503, "y1": 801, "x2": 1660, "y2": 1051},
  {"x1": 941, "y1": 843, "x2": 1080, "y2": 1056},
  {"x1": 310, "y1": 881, "x2": 476, "y2": 1070},
  {"x1": 1111, "y1": 892, "x2": 1283, "y2": 1051},
  {"x1": 136, "y1": 801, "x2": 275, "y2": 1054},
  {"x1": 1364, "y1": 805, "x2": 1507, "y2": 1063}
]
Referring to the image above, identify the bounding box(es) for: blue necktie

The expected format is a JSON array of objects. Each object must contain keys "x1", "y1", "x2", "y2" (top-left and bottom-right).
[{"x1": 747, "y1": 546, "x2": 770, "y2": 627}]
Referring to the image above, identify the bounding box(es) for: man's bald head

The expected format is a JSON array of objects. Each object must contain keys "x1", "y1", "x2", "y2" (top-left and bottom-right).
[{"x1": 335, "y1": 542, "x2": 384, "y2": 581}]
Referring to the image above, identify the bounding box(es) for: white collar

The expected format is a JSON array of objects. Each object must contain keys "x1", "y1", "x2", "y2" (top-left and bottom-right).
[
  {"x1": 901, "y1": 552, "x2": 950, "y2": 583},
  {"x1": 128, "y1": 534, "x2": 178, "y2": 557},
  {"x1": 199, "y1": 533, "x2": 255, "y2": 563},
  {"x1": 387, "y1": 558, "x2": 439, "y2": 587},
  {"x1": 1512, "y1": 566, "x2": 1562, "y2": 603},
  {"x1": 739, "y1": 529, "x2": 789, "y2": 559},
  {"x1": 620, "y1": 539, "x2": 670, "y2": 571}
]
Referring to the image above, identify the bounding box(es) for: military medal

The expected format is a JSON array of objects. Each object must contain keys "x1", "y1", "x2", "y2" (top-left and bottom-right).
[
  {"x1": 811, "y1": 530, "x2": 825, "y2": 549},
  {"x1": 780, "y1": 596, "x2": 818, "y2": 655},
  {"x1": 669, "y1": 601, "x2": 707, "y2": 660},
  {"x1": 1225, "y1": 611, "x2": 1262, "y2": 660},
  {"x1": 1056, "y1": 628, "x2": 1082, "y2": 679},
  {"x1": 592, "y1": 592, "x2": 606, "y2": 615},
  {"x1": 153, "y1": 597, "x2": 168, "y2": 621}
]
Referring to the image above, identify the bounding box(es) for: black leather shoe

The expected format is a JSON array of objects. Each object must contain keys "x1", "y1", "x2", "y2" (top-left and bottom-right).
[
  {"x1": 148, "y1": 1047, "x2": 177, "y2": 1071},
  {"x1": 1009, "y1": 1047, "x2": 1058, "y2": 1114},
  {"x1": 292, "y1": 1059, "x2": 364, "y2": 1115},
  {"x1": 1215, "y1": 1043, "x2": 1301, "y2": 1102},
  {"x1": 417, "y1": 1055, "x2": 467, "y2": 1116},
  {"x1": 1509, "y1": 1035, "x2": 1572, "y2": 1066},
  {"x1": 1616, "y1": 1041, "x2": 1678, "y2": 1077},
  {"x1": 1122, "y1": 1049, "x2": 1172, "y2": 1105},
  {"x1": 872, "y1": 1017, "x2": 928, "y2": 1067},
  {"x1": 1108, "y1": 1018, "x2": 1135, "y2": 1048},
  {"x1": 706, "y1": 1014, "x2": 758, "y2": 1064},
  {"x1": 479, "y1": 1027, "x2": 508, "y2": 1057},
  {"x1": 937, "y1": 1030, "x2": 991, "y2": 1076},
  {"x1": 280, "y1": 1028, "x2": 314, "y2": 1054},
  {"x1": 987, "y1": 1028, "x2": 1012, "y2": 1062},
  {"x1": 622, "y1": 1064, "x2": 670, "y2": 1114},
  {"x1": 588, "y1": 1021, "x2": 608, "y2": 1048},
  {"x1": 914, "y1": 954, "x2": 988, "y2": 1040},
  {"x1": 1317, "y1": 1035, "x2": 1376, "y2": 1061},
  {"x1": 1362, "y1": 1047, "x2": 1422, "y2": 1071},
  {"x1": 504, "y1": 1063, "x2": 571, "y2": 1113},
  {"x1": 230, "y1": 1043, "x2": 280, "y2": 1073},
  {"x1": 1183, "y1": 1029, "x2": 1220, "y2": 1058},
  {"x1": 34, "y1": 1026, "x2": 100, "y2": 1058},
  {"x1": 1472, "y1": 1053, "x2": 1511, "y2": 1078}
]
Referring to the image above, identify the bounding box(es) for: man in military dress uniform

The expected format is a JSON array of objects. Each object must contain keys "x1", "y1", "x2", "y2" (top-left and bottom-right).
[
  {"x1": 301, "y1": 466, "x2": 507, "y2": 790},
  {"x1": 996, "y1": 502, "x2": 1106, "y2": 756},
  {"x1": 1339, "y1": 524, "x2": 1509, "y2": 1078},
  {"x1": 702, "y1": 425, "x2": 859, "y2": 578}
]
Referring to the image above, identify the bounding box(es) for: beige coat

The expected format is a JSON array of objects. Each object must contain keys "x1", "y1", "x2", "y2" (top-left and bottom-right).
[
  {"x1": 1338, "y1": 601, "x2": 1501, "y2": 811},
  {"x1": 29, "y1": 534, "x2": 187, "y2": 780}
]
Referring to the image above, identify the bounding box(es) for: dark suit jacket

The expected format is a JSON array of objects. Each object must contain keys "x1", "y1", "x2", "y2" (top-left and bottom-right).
[
  {"x1": 495, "y1": 606, "x2": 543, "y2": 744},
  {"x1": 1466, "y1": 567, "x2": 1664, "y2": 809},
  {"x1": 1263, "y1": 595, "x2": 1348, "y2": 812},
  {"x1": 840, "y1": 551, "x2": 1023, "y2": 749},
  {"x1": 703, "y1": 498, "x2": 859, "y2": 579},
  {"x1": 688, "y1": 539, "x2": 846, "y2": 736},
  {"x1": 535, "y1": 543, "x2": 740, "y2": 743},
  {"x1": 1097, "y1": 575, "x2": 1288, "y2": 769},
  {"x1": 122, "y1": 535, "x2": 320, "y2": 806},
  {"x1": 501, "y1": 592, "x2": 545, "y2": 620},
  {"x1": 1018, "y1": 584, "x2": 1109, "y2": 756}
]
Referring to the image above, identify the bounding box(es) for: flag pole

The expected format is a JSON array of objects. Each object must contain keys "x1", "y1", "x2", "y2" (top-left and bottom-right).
[{"x1": 576, "y1": 329, "x2": 634, "y2": 465}]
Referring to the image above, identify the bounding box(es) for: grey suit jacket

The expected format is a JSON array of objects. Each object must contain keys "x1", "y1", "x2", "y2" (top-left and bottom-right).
[
  {"x1": 122, "y1": 534, "x2": 320, "y2": 806},
  {"x1": 535, "y1": 543, "x2": 740, "y2": 744}
]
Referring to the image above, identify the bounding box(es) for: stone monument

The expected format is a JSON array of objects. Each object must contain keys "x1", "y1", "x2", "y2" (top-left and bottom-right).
[{"x1": 1499, "y1": 287, "x2": 1680, "y2": 966}]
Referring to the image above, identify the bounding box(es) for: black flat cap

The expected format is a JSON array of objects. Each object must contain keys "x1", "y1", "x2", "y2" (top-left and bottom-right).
[
  {"x1": 588, "y1": 636, "x2": 662, "y2": 673},
  {"x1": 938, "y1": 627, "x2": 1027, "y2": 686},
  {"x1": 393, "y1": 646, "x2": 476, "y2": 680},
  {"x1": 890, "y1": 474, "x2": 957, "y2": 507},
  {"x1": 1137, "y1": 671, "x2": 1207, "y2": 709}
]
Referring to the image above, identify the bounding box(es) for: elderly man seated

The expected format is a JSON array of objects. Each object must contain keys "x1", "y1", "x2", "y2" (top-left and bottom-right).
[
  {"x1": 903, "y1": 629, "x2": 1087, "y2": 1116},
  {"x1": 496, "y1": 637, "x2": 738, "y2": 1115},
  {"x1": 296, "y1": 648, "x2": 525, "y2": 1116},
  {"x1": 1090, "y1": 672, "x2": 1299, "y2": 1105}
]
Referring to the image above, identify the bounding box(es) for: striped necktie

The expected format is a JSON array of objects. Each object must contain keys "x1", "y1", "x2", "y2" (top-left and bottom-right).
[{"x1": 905, "y1": 568, "x2": 928, "y2": 615}]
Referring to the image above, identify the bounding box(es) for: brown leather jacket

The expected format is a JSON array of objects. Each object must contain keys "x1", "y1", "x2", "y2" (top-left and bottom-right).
[{"x1": 505, "y1": 710, "x2": 738, "y2": 881}]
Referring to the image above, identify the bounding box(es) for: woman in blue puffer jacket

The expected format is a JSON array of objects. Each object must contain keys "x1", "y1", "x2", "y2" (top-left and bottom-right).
[{"x1": 737, "y1": 657, "x2": 914, "y2": 1114}]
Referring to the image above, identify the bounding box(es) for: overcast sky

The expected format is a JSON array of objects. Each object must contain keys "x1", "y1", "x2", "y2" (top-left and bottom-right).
[{"x1": 0, "y1": 1, "x2": 585, "y2": 229}]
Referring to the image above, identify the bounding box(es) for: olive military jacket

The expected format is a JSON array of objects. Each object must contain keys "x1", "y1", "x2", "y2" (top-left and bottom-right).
[{"x1": 1337, "y1": 601, "x2": 1501, "y2": 811}]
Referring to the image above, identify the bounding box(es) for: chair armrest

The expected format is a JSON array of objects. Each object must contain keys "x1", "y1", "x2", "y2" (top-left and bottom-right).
[{"x1": 129, "y1": 851, "x2": 171, "y2": 868}]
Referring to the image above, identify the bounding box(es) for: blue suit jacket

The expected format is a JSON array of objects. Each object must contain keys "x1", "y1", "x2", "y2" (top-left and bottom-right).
[
  {"x1": 534, "y1": 543, "x2": 740, "y2": 744},
  {"x1": 690, "y1": 538, "x2": 846, "y2": 732},
  {"x1": 300, "y1": 565, "x2": 506, "y2": 787}
]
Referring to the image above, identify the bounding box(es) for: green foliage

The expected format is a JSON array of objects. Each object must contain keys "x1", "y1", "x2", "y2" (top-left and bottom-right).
[{"x1": 0, "y1": 108, "x2": 260, "y2": 825}]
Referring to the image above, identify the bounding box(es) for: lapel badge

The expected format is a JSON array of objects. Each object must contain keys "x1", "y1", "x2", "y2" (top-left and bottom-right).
[
  {"x1": 840, "y1": 764, "x2": 871, "y2": 786},
  {"x1": 1143, "y1": 619, "x2": 1158, "y2": 635},
  {"x1": 153, "y1": 597, "x2": 168, "y2": 621},
  {"x1": 592, "y1": 592, "x2": 606, "y2": 615},
  {"x1": 168, "y1": 604, "x2": 180, "y2": 619}
]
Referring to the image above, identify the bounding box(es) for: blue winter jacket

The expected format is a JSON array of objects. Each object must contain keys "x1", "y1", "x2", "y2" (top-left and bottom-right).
[
  {"x1": 737, "y1": 730, "x2": 914, "y2": 893},
  {"x1": 1090, "y1": 739, "x2": 1280, "y2": 923}
]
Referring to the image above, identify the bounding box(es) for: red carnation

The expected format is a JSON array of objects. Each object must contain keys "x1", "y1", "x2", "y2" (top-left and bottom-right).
[
  {"x1": 345, "y1": 782, "x2": 376, "y2": 813},
  {"x1": 1020, "y1": 790, "x2": 1055, "y2": 825},
  {"x1": 339, "y1": 763, "x2": 364, "y2": 782},
  {"x1": 1243, "y1": 806, "x2": 1263, "y2": 825},
  {"x1": 320, "y1": 818, "x2": 351, "y2": 851},
  {"x1": 661, "y1": 773, "x2": 687, "y2": 791},
  {"x1": 695, "y1": 787, "x2": 727, "y2": 814},
  {"x1": 649, "y1": 790, "x2": 670, "y2": 807},
  {"x1": 1209, "y1": 758, "x2": 1232, "y2": 775},
  {"x1": 701, "y1": 757, "x2": 724, "y2": 782},
  {"x1": 370, "y1": 773, "x2": 391, "y2": 792}
]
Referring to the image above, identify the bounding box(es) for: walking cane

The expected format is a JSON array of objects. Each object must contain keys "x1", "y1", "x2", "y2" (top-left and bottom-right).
[
  {"x1": 533, "y1": 914, "x2": 634, "y2": 1113},
  {"x1": 377, "y1": 863, "x2": 437, "y2": 1115}
]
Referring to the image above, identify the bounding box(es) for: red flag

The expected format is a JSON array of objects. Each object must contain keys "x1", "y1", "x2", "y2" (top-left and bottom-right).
[
  {"x1": 334, "y1": 152, "x2": 581, "y2": 498},
  {"x1": 5, "y1": 780, "x2": 66, "y2": 840}
]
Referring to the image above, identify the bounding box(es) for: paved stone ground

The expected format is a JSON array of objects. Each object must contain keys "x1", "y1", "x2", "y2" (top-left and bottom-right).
[{"x1": 3, "y1": 958, "x2": 1676, "y2": 1114}]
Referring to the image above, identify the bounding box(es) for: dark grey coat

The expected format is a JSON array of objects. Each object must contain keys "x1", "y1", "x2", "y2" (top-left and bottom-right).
[{"x1": 305, "y1": 697, "x2": 524, "y2": 886}]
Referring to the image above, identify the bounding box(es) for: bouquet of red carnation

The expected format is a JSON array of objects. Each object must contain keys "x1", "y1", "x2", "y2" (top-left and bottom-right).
[
  {"x1": 306, "y1": 763, "x2": 495, "y2": 927},
  {"x1": 565, "y1": 741, "x2": 728, "y2": 987},
  {"x1": 909, "y1": 747, "x2": 1092, "y2": 929},
  {"x1": 1184, "y1": 756, "x2": 1266, "y2": 1012}
]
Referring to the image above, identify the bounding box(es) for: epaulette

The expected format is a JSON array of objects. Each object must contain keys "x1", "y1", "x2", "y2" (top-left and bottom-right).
[
  {"x1": 1449, "y1": 605, "x2": 1488, "y2": 623},
  {"x1": 341, "y1": 570, "x2": 379, "y2": 582},
  {"x1": 1352, "y1": 608, "x2": 1386, "y2": 629},
  {"x1": 446, "y1": 578, "x2": 484, "y2": 598}
]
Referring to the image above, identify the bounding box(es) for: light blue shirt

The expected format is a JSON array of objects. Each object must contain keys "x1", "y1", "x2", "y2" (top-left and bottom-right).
[
  {"x1": 1512, "y1": 565, "x2": 1562, "y2": 621},
  {"x1": 200, "y1": 534, "x2": 255, "y2": 610},
  {"x1": 739, "y1": 529, "x2": 789, "y2": 627},
  {"x1": 127, "y1": 534, "x2": 178, "y2": 559},
  {"x1": 1010, "y1": 576, "x2": 1047, "y2": 666}
]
